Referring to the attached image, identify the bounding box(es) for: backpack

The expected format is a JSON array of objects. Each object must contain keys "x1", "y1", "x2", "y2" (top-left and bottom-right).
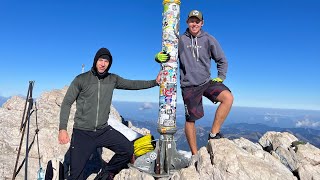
[{"x1": 45, "y1": 159, "x2": 64, "y2": 180}]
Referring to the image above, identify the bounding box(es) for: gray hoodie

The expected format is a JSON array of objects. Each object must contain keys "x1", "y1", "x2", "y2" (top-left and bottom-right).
[{"x1": 178, "y1": 29, "x2": 228, "y2": 88}]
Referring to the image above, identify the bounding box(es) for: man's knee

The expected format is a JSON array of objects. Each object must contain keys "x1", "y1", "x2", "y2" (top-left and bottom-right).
[
  {"x1": 218, "y1": 90, "x2": 233, "y2": 105},
  {"x1": 225, "y1": 91, "x2": 234, "y2": 104}
]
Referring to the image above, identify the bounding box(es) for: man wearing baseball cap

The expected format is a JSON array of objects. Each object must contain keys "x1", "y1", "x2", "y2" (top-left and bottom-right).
[{"x1": 155, "y1": 10, "x2": 234, "y2": 168}]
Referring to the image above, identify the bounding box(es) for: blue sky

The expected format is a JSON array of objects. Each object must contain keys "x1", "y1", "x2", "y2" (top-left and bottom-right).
[{"x1": 1, "y1": 0, "x2": 319, "y2": 110}]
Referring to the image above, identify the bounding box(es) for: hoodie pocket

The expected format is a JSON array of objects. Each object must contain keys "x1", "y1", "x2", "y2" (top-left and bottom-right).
[{"x1": 189, "y1": 68, "x2": 210, "y2": 84}]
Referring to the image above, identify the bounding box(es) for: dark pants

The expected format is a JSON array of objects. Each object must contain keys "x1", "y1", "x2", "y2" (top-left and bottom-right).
[
  {"x1": 69, "y1": 126, "x2": 133, "y2": 180},
  {"x1": 64, "y1": 147, "x2": 104, "y2": 179}
]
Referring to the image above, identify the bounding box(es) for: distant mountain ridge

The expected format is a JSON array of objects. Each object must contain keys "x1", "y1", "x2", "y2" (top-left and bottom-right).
[
  {"x1": 113, "y1": 101, "x2": 320, "y2": 130},
  {"x1": 0, "y1": 96, "x2": 9, "y2": 106},
  {"x1": 129, "y1": 119, "x2": 320, "y2": 151}
]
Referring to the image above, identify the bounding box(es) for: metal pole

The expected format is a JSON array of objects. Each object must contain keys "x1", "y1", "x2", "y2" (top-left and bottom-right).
[
  {"x1": 131, "y1": 1, "x2": 188, "y2": 177},
  {"x1": 82, "y1": 64, "x2": 85, "y2": 73},
  {"x1": 157, "y1": 0, "x2": 180, "y2": 136},
  {"x1": 157, "y1": 0, "x2": 181, "y2": 174}
]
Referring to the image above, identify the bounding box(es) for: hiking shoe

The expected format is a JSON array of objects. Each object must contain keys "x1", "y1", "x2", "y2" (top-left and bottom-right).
[
  {"x1": 188, "y1": 154, "x2": 199, "y2": 168},
  {"x1": 94, "y1": 170, "x2": 114, "y2": 180},
  {"x1": 208, "y1": 132, "x2": 224, "y2": 140}
]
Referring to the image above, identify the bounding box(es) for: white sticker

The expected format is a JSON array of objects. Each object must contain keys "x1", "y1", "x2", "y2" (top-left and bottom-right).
[
  {"x1": 150, "y1": 152, "x2": 157, "y2": 161},
  {"x1": 160, "y1": 114, "x2": 170, "y2": 121}
]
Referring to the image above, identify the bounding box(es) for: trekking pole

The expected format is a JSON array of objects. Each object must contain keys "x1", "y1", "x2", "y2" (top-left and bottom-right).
[
  {"x1": 24, "y1": 81, "x2": 34, "y2": 180},
  {"x1": 19, "y1": 82, "x2": 31, "y2": 131},
  {"x1": 11, "y1": 81, "x2": 34, "y2": 180},
  {"x1": 35, "y1": 102, "x2": 45, "y2": 180}
]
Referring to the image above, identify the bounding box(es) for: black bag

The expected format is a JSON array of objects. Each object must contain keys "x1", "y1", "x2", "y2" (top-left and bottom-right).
[{"x1": 45, "y1": 159, "x2": 64, "y2": 180}]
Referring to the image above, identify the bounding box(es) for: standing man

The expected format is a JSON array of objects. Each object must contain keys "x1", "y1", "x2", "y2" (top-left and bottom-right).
[
  {"x1": 155, "y1": 10, "x2": 233, "y2": 166},
  {"x1": 59, "y1": 47, "x2": 161, "y2": 179}
]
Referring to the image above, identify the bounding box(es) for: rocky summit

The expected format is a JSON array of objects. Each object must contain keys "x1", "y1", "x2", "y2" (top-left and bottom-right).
[{"x1": 0, "y1": 87, "x2": 319, "y2": 180}]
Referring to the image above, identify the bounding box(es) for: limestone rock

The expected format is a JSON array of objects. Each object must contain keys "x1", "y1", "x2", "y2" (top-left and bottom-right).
[
  {"x1": 294, "y1": 143, "x2": 320, "y2": 180},
  {"x1": 2, "y1": 95, "x2": 25, "y2": 111},
  {"x1": 0, "y1": 87, "x2": 148, "y2": 180}
]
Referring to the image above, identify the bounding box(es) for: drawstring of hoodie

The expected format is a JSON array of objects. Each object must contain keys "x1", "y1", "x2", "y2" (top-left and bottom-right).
[
  {"x1": 191, "y1": 35, "x2": 199, "y2": 61},
  {"x1": 195, "y1": 37, "x2": 199, "y2": 61}
]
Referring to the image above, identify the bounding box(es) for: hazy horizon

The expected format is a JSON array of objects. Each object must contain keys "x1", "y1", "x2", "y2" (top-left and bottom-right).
[
  {"x1": 112, "y1": 101, "x2": 320, "y2": 130},
  {"x1": 1, "y1": 94, "x2": 320, "y2": 112},
  {"x1": 1, "y1": 95, "x2": 319, "y2": 130}
]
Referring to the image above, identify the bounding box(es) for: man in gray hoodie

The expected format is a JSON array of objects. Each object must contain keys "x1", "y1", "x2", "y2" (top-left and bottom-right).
[
  {"x1": 156, "y1": 10, "x2": 233, "y2": 166},
  {"x1": 59, "y1": 47, "x2": 160, "y2": 179}
]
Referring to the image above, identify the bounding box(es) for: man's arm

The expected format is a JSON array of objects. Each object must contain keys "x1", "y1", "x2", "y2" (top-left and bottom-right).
[
  {"x1": 209, "y1": 35, "x2": 228, "y2": 81},
  {"x1": 58, "y1": 77, "x2": 81, "y2": 144},
  {"x1": 114, "y1": 72, "x2": 161, "y2": 90}
]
